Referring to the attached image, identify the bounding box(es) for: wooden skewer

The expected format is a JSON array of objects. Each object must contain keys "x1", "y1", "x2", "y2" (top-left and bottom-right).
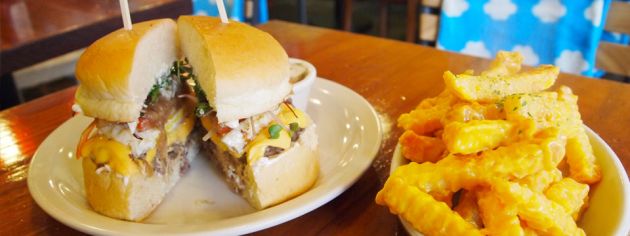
[
  {"x1": 119, "y1": 0, "x2": 132, "y2": 30},
  {"x1": 216, "y1": 0, "x2": 229, "y2": 24}
]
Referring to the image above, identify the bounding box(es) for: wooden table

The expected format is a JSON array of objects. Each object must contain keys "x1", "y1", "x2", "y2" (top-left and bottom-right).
[
  {"x1": 0, "y1": 0, "x2": 192, "y2": 109},
  {"x1": 2, "y1": 20, "x2": 629, "y2": 235}
]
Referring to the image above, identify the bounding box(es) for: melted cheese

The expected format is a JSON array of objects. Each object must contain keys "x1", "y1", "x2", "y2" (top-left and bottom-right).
[
  {"x1": 278, "y1": 103, "x2": 310, "y2": 128},
  {"x1": 245, "y1": 104, "x2": 310, "y2": 164},
  {"x1": 200, "y1": 115, "x2": 213, "y2": 132},
  {"x1": 200, "y1": 116, "x2": 232, "y2": 154},
  {"x1": 166, "y1": 109, "x2": 196, "y2": 146},
  {"x1": 145, "y1": 147, "x2": 157, "y2": 165},
  {"x1": 200, "y1": 104, "x2": 311, "y2": 163},
  {"x1": 81, "y1": 135, "x2": 139, "y2": 176},
  {"x1": 246, "y1": 127, "x2": 291, "y2": 164},
  {"x1": 81, "y1": 108, "x2": 194, "y2": 176}
]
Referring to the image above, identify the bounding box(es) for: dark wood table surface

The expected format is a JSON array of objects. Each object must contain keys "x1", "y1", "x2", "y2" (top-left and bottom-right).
[
  {"x1": 1, "y1": 20, "x2": 629, "y2": 235},
  {"x1": 0, "y1": 0, "x2": 192, "y2": 109},
  {"x1": 0, "y1": 0, "x2": 192, "y2": 74}
]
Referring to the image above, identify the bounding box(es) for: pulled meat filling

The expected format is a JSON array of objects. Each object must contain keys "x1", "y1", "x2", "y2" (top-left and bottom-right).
[
  {"x1": 263, "y1": 146, "x2": 285, "y2": 158},
  {"x1": 202, "y1": 139, "x2": 247, "y2": 194},
  {"x1": 137, "y1": 75, "x2": 188, "y2": 133},
  {"x1": 151, "y1": 132, "x2": 168, "y2": 175},
  {"x1": 98, "y1": 61, "x2": 195, "y2": 175},
  {"x1": 291, "y1": 128, "x2": 305, "y2": 142}
]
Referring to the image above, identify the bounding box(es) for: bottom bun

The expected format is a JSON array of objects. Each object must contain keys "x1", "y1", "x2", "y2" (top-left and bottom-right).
[
  {"x1": 82, "y1": 138, "x2": 199, "y2": 221},
  {"x1": 205, "y1": 125, "x2": 319, "y2": 209}
]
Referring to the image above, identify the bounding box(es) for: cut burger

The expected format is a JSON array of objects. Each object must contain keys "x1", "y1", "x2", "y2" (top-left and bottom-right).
[
  {"x1": 177, "y1": 16, "x2": 320, "y2": 209},
  {"x1": 73, "y1": 19, "x2": 198, "y2": 221}
]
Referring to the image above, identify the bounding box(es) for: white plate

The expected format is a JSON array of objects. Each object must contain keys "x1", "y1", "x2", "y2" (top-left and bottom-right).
[
  {"x1": 27, "y1": 78, "x2": 382, "y2": 236},
  {"x1": 391, "y1": 127, "x2": 630, "y2": 236}
]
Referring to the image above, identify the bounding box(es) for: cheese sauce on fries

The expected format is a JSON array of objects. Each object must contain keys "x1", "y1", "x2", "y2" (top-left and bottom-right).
[{"x1": 376, "y1": 51, "x2": 600, "y2": 236}]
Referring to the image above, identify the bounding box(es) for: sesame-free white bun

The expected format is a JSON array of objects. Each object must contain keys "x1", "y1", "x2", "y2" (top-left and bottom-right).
[
  {"x1": 177, "y1": 16, "x2": 291, "y2": 123},
  {"x1": 82, "y1": 140, "x2": 198, "y2": 221},
  {"x1": 208, "y1": 124, "x2": 319, "y2": 209},
  {"x1": 75, "y1": 19, "x2": 178, "y2": 122},
  {"x1": 248, "y1": 124, "x2": 319, "y2": 209}
]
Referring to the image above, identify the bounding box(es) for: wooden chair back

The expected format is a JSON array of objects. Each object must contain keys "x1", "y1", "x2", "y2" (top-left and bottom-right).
[
  {"x1": 405, "y1": 0, "x2": 441, "y2": 44},
  {"x1": 596, "y1": 1, "x2": 630, "y2": 77},
  {"x1": 407, "y1": 1, "x2": 630, "y2": 78}
]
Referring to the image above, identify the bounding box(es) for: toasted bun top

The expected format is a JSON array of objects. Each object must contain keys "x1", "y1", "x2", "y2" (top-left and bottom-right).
[
  {"x1": 75, "y1": 19, "x2": 178, "y2": 122},
  {"x1": 177, "y1": 16, "x2": 291, "y2": 122}
]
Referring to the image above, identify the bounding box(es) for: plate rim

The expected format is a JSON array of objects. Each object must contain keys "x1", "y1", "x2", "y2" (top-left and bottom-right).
[
  {"x1": 390, "y1": 126, "x2": 630, "y2": 236},
  {"x1": 27, "y1": 78, "x2": 383, "y2": 235}
]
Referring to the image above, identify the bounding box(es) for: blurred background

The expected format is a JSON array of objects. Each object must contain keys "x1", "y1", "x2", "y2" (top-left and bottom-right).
[{"x1": 1, "y1": 0, "x2": 629, "y2": 110}]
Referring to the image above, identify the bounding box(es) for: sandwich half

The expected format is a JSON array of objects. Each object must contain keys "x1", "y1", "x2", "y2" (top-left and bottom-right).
[
  {"x1": 74, "y1": 19, "x2": 198, "y2": 221},
  {"x1": 177, "y1": 16, "x2": 319, "y2": 209}
]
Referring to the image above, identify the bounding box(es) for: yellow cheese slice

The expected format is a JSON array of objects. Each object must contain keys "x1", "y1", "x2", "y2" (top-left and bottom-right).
[
  {"x1": 81, "y1": 135, "x2": 138, "y2": 176},
  {"x1": 278, "y1": 103, "x2": 310, "y2": 128},
  {"x1": 245, "y1": 104, "x2": 311, "y2": 164},
  {"x1": 166, "y1": 109, "x2": 196, "y2": 146},
  {"x1": 245, "y1": 125, "x2": 291, "y2": 164}
]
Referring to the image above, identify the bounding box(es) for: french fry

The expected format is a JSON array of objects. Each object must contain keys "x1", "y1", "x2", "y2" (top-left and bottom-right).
[
  {"x1": 492, "y1": 180, "x2": 585, "y2": 236},
  {"x1": 416, "y1": 89, "x2": 459, "y2": 109},
  {"x1": 399, "y1": 130, "x2": 446, "y2": 163},
  {"x1": 558, "y1": 87, "x2": 601, "y2": 184},
  {"x1": 516, "y1": 168, "x2": 563, "y2": 192},
  {"x1": 432, "y1": 191, "x2": 454, "y2": 208},
  {"x1": 390, "y1": 134, "x2": 566, "y2": 198},
  {"x1": 523, "y1": 227, "x2": 540, "y2": 236},
  {"x1": 398, "y1": 108, "x2": 443, "y2": 136},
  {"x1": 504, "y1": 87, "x2": 601, "y2": 184},
  {"x1": 566, "y1": 133, "x2": 601, "y2": 184},
  {"x1": 442, "y1": 120, "x2": 514, "y2": 154},
  {"x1": 545, "y1": 178, "x2": 590, "y2": 221},
  {"x1": 444, "y1": 65, "x2": 558, "y2": 103},
  {"x1": 481, "y1": 51, "x2": 524, "y2": 77},
  {"x1": 476, "y1": 189, "x2": 524, "y2": 236},
  {"x1": 503, "y1": 91, "x2": 577, "y2": 137},
  {"x1": 378, "y1": 52, "x2": 596, "y2": 235},
  {"x1": 375, "y1": 177, "x2": 483, "y2": 236},
  {"x1": 454, "y1": 190, "x2": 483, "y2": 228},
  {"x1": 432, "y1": 129, "x2": 444, "y2": 138},
  {"x1": 398, "y1": 91, "x2": 459, "y2": 135},
  {"x1": 442, "y1": 102, "x2": 504, "y2": 125}
]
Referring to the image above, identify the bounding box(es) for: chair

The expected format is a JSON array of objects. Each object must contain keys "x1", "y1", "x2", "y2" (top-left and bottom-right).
[
  {"x1": 371, "y1": 0, "x2": 441, "y2": 43},
  {"x1": 377, "y1": 0, "x2": 406, "y2": 36},
  {"x1": 336, "y1": 0, "x2": 353, "y2": 31},
  {"x1": 596, "y1": 1, "x2": 630, "y2": 77},
  {"x1": 404, "y1": 0, "x2": 441, "y2": 44},
  {"x1": 407, "y1": 0, "x2": 628, "y2": 79}
]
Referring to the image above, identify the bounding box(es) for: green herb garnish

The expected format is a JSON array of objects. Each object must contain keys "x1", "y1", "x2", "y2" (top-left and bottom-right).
[
  {"x1": 172, "y1": 58, "x2": 213, "y2": 117},
  {"x1": 148, "y1": 84, "x2": 161, "y2": 103},
  {"x1": 268, "y1": 124, "x2": 283, "y2": 139},
  {"x1": 496, "y1": 98, "x2": 505, "y2": 110},
  {"x1": 145, "y1": 76, "x2": 173, "y2": 104},
  {"x1": 192, "y1": 77, "x2": 206, "y2": 99},
  {"x1": 170, "y1": 60, "x2": 179, "y2": 76},
  {"x1": 289, "y1": 122, "x2": 299, "y2": 133},
  {"x1": 192, "y1": 76, "x2": 212, "y2": 117},
  {"x1": 170, "y1": 58, "x2": 193, "y2": 79},
  {"x1": 289, "y1": 122, "x2": 300, "y2": 141},
  {"x1": 195, "y1": 102, "x2": 211, "y2": 117}
]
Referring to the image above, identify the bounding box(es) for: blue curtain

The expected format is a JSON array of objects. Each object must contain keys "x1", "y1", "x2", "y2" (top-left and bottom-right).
[{"x1": 437, "y1": 0, "x2": 619, "y2": 77}]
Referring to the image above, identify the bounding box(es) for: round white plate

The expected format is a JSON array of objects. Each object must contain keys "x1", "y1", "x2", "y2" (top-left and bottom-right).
[
  {"x1": 390, "y1": 127, "x2": 630, "y2": 236},
  {"x1": 28, "y1": 78, "x2": 382, "y2": 236}
]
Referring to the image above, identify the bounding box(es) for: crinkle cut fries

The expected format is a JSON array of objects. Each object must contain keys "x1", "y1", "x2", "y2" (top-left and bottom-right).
[{"x1": 376, "y1": 51, "x2": 599, "y2": 236}]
